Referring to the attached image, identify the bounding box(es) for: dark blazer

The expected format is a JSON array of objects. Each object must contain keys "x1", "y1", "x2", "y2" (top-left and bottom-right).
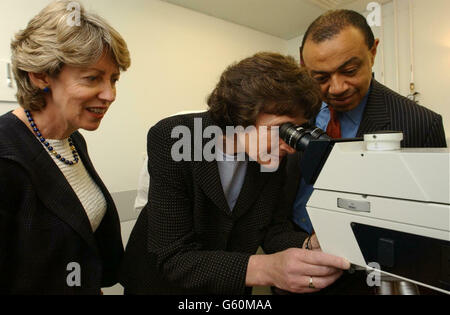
[
  {"x1": 120, "y1": 112, "x2": 308, "y2": 295},
  {"x1": 0, "y1": 112, "x2": 123, "y2": 295},
  {"x1": 285, "y1": 80, "x2": 448, "y2": 206}
]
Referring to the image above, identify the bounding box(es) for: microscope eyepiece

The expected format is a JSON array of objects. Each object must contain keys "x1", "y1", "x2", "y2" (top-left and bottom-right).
[{"x1": 280, "y1": 123, "x2": 330, "y2": 152}]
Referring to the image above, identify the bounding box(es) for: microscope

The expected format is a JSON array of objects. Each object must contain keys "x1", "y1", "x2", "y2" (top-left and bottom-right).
[{"x1": 280, "y1": 123, "x2": 450, "y2": 295}]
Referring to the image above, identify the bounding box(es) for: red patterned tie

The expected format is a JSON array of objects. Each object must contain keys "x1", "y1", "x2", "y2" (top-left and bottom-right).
[{"x1": 327, "y1": 106, "x2": 342, "y2": 139}]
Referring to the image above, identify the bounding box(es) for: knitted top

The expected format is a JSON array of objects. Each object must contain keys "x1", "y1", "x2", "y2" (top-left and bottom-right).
[{"x1": 42, "y1": 138, "x2": 107, "y2": 232}]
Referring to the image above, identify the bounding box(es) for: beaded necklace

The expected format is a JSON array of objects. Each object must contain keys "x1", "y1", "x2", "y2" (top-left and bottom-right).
[{"x1": 25, "y1": 110, "x2": 79, "y2": 166}]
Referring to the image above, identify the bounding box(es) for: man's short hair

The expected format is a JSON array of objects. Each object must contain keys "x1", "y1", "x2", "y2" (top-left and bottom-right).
[{"x1": 300, "y1": 10, "x2": 375, "y2": 60}]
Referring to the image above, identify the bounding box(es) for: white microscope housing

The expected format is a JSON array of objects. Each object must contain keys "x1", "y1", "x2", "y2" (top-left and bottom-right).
[{"x1": 305, "y1": 133, "x2": 450, "y2": 294}]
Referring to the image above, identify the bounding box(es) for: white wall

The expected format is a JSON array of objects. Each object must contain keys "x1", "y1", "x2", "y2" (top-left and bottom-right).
[
  {"x1": 0, "y1": 0, "x2": 287, "y2": 198},
  {"x1": 410, "y1": 0, "x2": 450, "y2": 132},
  {"x1": 373, "y1": 0, "x2": 450, "y2": 135},
  {"x1": 286, "y1": 34, "x2": 303, "y2": 63}
]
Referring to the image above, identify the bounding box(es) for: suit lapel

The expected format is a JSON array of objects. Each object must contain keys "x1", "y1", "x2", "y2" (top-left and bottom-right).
[
  {"x1": 231, "y1": 161, "x2": 271, "y2": 219},
  {"x1": 192, "y1": 113, "x2": 231, "y2": 215},
  {"x1": 194, "y1": 158, "x2": 272, "y2": 218},
  {"x1": 194, "y1": 159, "x2": 231, "y2": 214},
  {"x1": 71, "y1": 132, "x2": 119, "y2": 232},
  {"x1": 357, "y1": 80, "x2": 391, "y2": 137},
  {"x1": 31, "y1": 149, "x2": 99, "y2": 256},
  {"x1": 192, "y1": 113, "x2": 272, "y2": 218},
  {"x1": 6, "y1": 115, "x2": 100, "y2": 256}
]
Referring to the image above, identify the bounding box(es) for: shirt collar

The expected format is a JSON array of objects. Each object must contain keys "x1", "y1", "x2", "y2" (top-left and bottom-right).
[
  {"x1": 343, "y1": 89, "x2": 370, "y2": 125},
  {"x1": 322, "y1": 86, "x2": 371, "y2": 126}
]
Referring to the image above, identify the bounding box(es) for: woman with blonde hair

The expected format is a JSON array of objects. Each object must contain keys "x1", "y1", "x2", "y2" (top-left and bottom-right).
[{"x1": 0, "y1": 0, "x2": 130, "y2": 294}]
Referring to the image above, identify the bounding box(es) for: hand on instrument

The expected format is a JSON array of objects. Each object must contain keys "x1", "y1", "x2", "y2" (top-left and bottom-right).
[{"x1": 264, "y1": 248, "x2": 350, "y2": 294}]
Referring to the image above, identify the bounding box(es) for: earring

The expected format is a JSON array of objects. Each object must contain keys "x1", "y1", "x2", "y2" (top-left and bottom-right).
[{"x1": 43, "y1": 87, "x2": 50, "y2": 93}]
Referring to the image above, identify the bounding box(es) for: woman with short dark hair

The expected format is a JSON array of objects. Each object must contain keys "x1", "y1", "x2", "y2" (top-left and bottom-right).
[{"x1": 121, "y1": 52, "x2": 350, "y2": 295}]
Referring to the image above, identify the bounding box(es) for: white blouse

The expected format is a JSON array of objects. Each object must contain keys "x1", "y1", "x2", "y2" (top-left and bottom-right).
[{"x1": 42, "y1": 138, "x2": 107, "y2": 232}]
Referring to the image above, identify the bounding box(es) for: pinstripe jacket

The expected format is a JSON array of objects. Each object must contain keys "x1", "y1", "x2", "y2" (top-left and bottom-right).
[
  {"x1": 284, "y1": 80, "x2": 448, "y2": 206},
  {"x1": 120, "y1": 112, "x2": 308, "y2": 295},
  {"x1": 356, "y1": 80, "x2": 447, "y2": 146},
  {"x1": 0, "y1": 112, "x2": 123, "y2": 295}
]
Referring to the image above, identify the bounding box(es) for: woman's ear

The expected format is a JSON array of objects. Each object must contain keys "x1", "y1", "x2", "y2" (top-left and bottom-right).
[{"x1": 28, "y1": 72, "x2": 50, "y2": 90}]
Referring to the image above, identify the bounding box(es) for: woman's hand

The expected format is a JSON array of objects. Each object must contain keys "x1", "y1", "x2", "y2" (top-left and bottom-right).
[{"x1": 246, "y1": 248, "x2": 350, "y2": 294}]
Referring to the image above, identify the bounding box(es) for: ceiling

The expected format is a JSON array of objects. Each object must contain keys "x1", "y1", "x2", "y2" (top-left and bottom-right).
[{"x1": 160, "y1": 0, "x2": 390, "y2": 40}]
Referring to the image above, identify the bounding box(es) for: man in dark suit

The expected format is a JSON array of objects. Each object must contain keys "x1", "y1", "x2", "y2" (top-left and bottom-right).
[
  {"x1": 120, "y1": 53, "x2": 351, "y2": 295},
  {"x1": 287, "y1": 10, "x2": 447, "y2": 294}
]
